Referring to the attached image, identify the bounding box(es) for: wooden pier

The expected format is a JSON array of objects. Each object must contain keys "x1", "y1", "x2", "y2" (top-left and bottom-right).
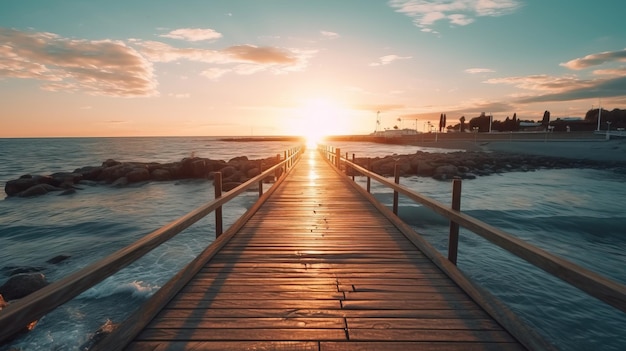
[
  {"x1": 3, "y1": 144, "x2": 625, "y2": 350},
  {"x1": 103, "y1": 149, "x2": 528, "y2": 350}
]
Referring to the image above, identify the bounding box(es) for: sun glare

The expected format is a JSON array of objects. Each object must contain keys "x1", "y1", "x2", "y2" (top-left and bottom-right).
[{"x1": 292, "y1": 98, "x2": 345, "y2": 147}]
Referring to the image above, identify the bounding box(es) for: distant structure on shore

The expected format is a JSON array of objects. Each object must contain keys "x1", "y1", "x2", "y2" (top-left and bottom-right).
[{"x1": 370, "y1": 128, "x2": 419, "y2": 138}]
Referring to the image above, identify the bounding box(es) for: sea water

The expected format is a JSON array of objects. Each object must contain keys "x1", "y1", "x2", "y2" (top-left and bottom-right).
[{"x1": 0, "y1": 137, "x2": 624, "y2": 350}]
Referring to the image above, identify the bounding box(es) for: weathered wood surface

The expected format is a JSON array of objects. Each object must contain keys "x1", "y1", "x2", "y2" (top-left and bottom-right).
[{"x1": 124, "y1": 149, "x2": 525, "y2": 351}]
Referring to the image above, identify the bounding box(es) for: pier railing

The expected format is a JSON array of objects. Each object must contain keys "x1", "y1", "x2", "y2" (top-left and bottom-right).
[
  {"x1": 0, "y1": 146, "x2": 304, "y2": 343},
  {"x1": 319, "y1": 144, "x2": 626, "y2": 314}
]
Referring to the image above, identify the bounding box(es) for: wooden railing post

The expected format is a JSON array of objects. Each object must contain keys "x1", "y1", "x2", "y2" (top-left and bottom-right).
[
  {"x1": 366, "y1": 158, "x2": 371, "y2": 193},
  {"x1": 351, "y1": 153, "x2": 356, "y2": 181},
  {"x1": 448, "y1": 178, "x2": 462, "y2": 265},
  {"x1": 335, "y1": 148, "x2": 341, "y2": 168},
  {"x1": 214, "y1": 172, "x2": 223, "y2": 237},
  {"x1": 393, "y1": 163, "x2": 400, "y2": 215},
  {"x1": 258, "y1": 162, "x2": 264, "y2": 197}
]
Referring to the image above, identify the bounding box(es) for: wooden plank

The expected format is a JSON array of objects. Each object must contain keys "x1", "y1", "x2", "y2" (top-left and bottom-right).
[
  {"x1": 346, "y1": 317, "x2": 503, "y2": 330},
  {"x1": 321, "y1": 341, "x2": 525, "y2": 351},
  {"x1": 109, "y1": 149, "x2": 529, "y2": 350},
  {"x1": 347, "y1": 329, "x2": 516, "y2": 342},
  {"x1": 126, "y1": 341, "x2": 319, "y2": 351},
  {"x1": 155, "y1": 308, "x2": 492, "y2": 320},
  {"x1": 135, "y1": 328, "x2": 347, "y2": 341},
  {"x1": 148, "y1": 317, "x2": 345, "y2": 329}
]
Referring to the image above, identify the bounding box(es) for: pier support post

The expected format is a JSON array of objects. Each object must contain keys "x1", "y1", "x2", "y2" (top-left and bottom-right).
[
  {"x1": 448, "y1": 178, "x2": 462, "y2": 264},
  {"x1": 258, "y1": 162, "x2": 264, "y2": 197},
  {"x1": 393, "y1": 164, "x2": 400, "y2": 215},
  {"x1": 335, "y1": 148, "x2": 341, "y2": 168},
  {"x1": 214, "y1": 172, "x2": 223, "y2": 237},
  {"x1": 351, "y1": 153, "x2": 356, "y2": 181},
  {"x1": 366, "y1": 158, "x2": 371, "y2": 193}
]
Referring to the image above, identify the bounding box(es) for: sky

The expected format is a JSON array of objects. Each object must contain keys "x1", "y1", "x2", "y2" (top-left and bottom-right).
[{"x1": 1, "y1": 0, "x2": 625, "y2": 138}]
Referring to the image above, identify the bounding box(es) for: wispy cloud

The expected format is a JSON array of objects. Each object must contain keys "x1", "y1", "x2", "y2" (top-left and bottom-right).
[
  {"x1": 0, "y1": 28, "x2": 157, "y2": 97},
  {"x1": 465, "y1": 67, "x2": 495, "y2": 74},
  {"x1": 593, "y1": 67, "x2": 626, "y2": 76},
  {"x1": 201, "y1": 67, "x2": 230, "y2": 80},
  {"x1": 485, "y1": 75, "x2": 590, "y2": 92},
  {"x1": 486, "y1": 49, "x2": 626, "y2": 103},
  {"x1": 516, "y1": 76, "x2": 626, "y2": 103},
  {"x1": 134, "y1": 41, "x2": 315, "y2": 71},
  {"x1": 160, "y1": 28, "x2": 223, "y2": 42},
  {"x1": 369, "y1": 54, "x2": 412, "y2": 66},
  {"x1": 389, "y1": 0, "x2": 522, "y2": 33},
  {"x1": 0, "y1": 27, "x2": 313, "y2": 95},
  {"x1": 223, "y1": 45, "x2": 298, "y2": 64},
  {"x1": 320, "y1": 30, "x2": 340, "y2": 39},
  {"x1": 560, "y1": 48, "x2": 626, "y2": 70},
  {"x1": 168, "y1": 93, "x2": 190, "y2": 99},
  {"x1": 486, "y1": 74, "x2": 626, "y2": 103}
]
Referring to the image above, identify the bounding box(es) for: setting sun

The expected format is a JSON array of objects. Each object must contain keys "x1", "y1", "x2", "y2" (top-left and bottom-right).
[{"x1": 291, "y1": 98, "x2": 350, "y2": 146}]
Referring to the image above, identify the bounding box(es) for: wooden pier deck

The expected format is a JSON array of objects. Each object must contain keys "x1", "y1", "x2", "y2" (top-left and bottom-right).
[{"x1": 124, "y1": 149, "x2": 526, "y2": 351}]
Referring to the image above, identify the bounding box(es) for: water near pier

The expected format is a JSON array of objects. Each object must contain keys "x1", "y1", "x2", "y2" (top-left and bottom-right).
[{"x1": 1, "y1": 137, "x2": 624, "y2": 350}]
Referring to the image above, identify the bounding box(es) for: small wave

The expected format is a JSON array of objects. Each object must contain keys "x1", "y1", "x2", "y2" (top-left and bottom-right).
[{"x1": 79, "y1": 279, "x2": 159, "y2": 300}]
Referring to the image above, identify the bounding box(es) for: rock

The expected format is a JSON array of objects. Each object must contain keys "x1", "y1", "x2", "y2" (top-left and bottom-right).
[
  {"x1": 126, "y1": 168, "x2": 150, "y2": 183},
  {"x1": 0, "y1": 294, "x2": 6, "y2": 310},
  {"x1": 74, "y1": 166, "x2": 103, "y2": 180},
  {"x1": 102, "y1": 159, "x2": 121, "y2": 168},
  {"x1": 190, "y1": 159, "x2": 207, "y2": 178},
  {"x1": 0, "y1": 273, "x2": 49, "y2": 300},
  {"x1": 246, "y1": 167, "x2": 260, "y2": 178},
  {"x1": 219, "y1": 166, "x2": 237, "y2": 178},
  {"x1": 50, "y1": 172, "x2": 83, "y2": 187},
  {"x1": 4, "y1": 175, "x2": 54, "y2": 197},
  {"x1": 2, "y1": 266, "x2": 45, "y2": 276},
  {"x1": 433, "y1": 165, "x2": 459, "y2": 180},
  {"x1": 18, "y1": 184, "x2": 62, "y2": 197},
  {"x1": 111, "y1": 177, "x2": 129, "y2": 187},
  {"x1": 229, "y1": 156, "x2": 249, "y2": 163},
  {"x1": 47, "y1": 254, "x2": 71, "y2": 264},
  {"x1": 151, "y1": 169, "x2": 171, "y2": 181},
  {"x1": 79, "y1": 319, "x2": 118, "y2": 351}
]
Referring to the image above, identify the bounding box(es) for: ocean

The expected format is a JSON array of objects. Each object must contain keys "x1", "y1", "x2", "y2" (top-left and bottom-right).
[{"x1": 0, "y1": 137, "x2": 624, "y2": 350}]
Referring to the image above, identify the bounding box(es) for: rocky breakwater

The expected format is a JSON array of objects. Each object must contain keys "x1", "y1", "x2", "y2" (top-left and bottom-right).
[
  {"x1": 4, "y1": 155, "x2": 282, "y2": 197},
  {"x1": 352, "y1": 150, "x2": 626, "y2": 180}
]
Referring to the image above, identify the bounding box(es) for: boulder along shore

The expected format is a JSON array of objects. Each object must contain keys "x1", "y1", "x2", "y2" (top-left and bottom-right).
[
  {"x1": 4, "y1": 155, "x2": 283, "y2": 198},
  {"x1": 4, "y1": 141, "x2": 626, "y2": 197}
]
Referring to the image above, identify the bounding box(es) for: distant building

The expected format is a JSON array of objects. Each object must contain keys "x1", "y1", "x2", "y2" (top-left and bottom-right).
[{"x1": 370, "y1": 128, "x2": 419, "y2": 137}]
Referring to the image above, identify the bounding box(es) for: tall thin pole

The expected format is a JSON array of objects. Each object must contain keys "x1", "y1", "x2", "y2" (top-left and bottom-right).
[{"x1": 597, "y1": 99, "x2": 602, "y2": 131}]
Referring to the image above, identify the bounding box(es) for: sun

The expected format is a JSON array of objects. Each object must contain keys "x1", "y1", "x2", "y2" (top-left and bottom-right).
[{"x1": 292, "y1": 98, "x2": 344, "y2": 147}]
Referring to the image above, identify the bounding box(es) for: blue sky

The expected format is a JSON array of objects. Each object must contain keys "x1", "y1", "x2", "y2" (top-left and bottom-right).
[{"x1": 1, "y1": 0, "x2": 625, "y2": 137}]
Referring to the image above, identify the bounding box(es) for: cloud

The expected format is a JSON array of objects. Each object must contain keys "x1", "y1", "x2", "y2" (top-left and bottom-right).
[
  {"x1": 389, "y1": 0, "x2": 522, "y2": 32},
  {"x1": 136, "y1": 41, "x2": 311, "y2": 74},
  {"x1": 593, "y1": 67, "x2": 626, "y2": 76},
  {"x1": 321, "y1": 30, "x2": 340, "y2": 39},
  {"x1": 516, "y1": 76, "x2": 626, "y2": 103},
  {"x1": 160, "y1": 28, "x2": 223, "y2": 42},
  {"x1": 0, "y1": 28, "x2": 157, "y2": 97},
  {"x1": 465, "y1": 67, "x2": 495, "y2": 74},
  {"x1": 223, "y1": 45, "x2": 298, "y2": 64},
  {"x1": 168, "y1": 93, "x2": 190, "y2": 99},
  {"x1": 486, "y1": 73, "x2": 626, "y2": 103},
  {"x1": 201, "y1": 67, "x2": 230, "y2": 80},
  {"x1": 560, "y1": 49, "x2": 626, "y2": 70},
  {"x1": 369, "y1": 54, "x2": 412, "y2": 66},
  {"x1": 485, "y1": 75, "x2": 591, "y2": 92}
]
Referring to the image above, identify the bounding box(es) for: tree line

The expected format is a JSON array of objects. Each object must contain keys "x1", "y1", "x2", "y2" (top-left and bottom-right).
[{"x1": 445, "y1": 108, "x2": 626, "y2": 132}]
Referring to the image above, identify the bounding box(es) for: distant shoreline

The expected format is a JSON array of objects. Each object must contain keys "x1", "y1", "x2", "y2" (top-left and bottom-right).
[{"x1": 222, "y1": 132, "x2": 626, "y2": 162}]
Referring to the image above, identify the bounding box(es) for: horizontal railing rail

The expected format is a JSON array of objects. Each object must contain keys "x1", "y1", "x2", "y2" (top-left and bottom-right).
[
  {"x1": 0, "y1": 145, "x2": 304, "y2": 343},
  {"x1": 319, "y1": 144, "x2": 626, "y2": 314}
]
